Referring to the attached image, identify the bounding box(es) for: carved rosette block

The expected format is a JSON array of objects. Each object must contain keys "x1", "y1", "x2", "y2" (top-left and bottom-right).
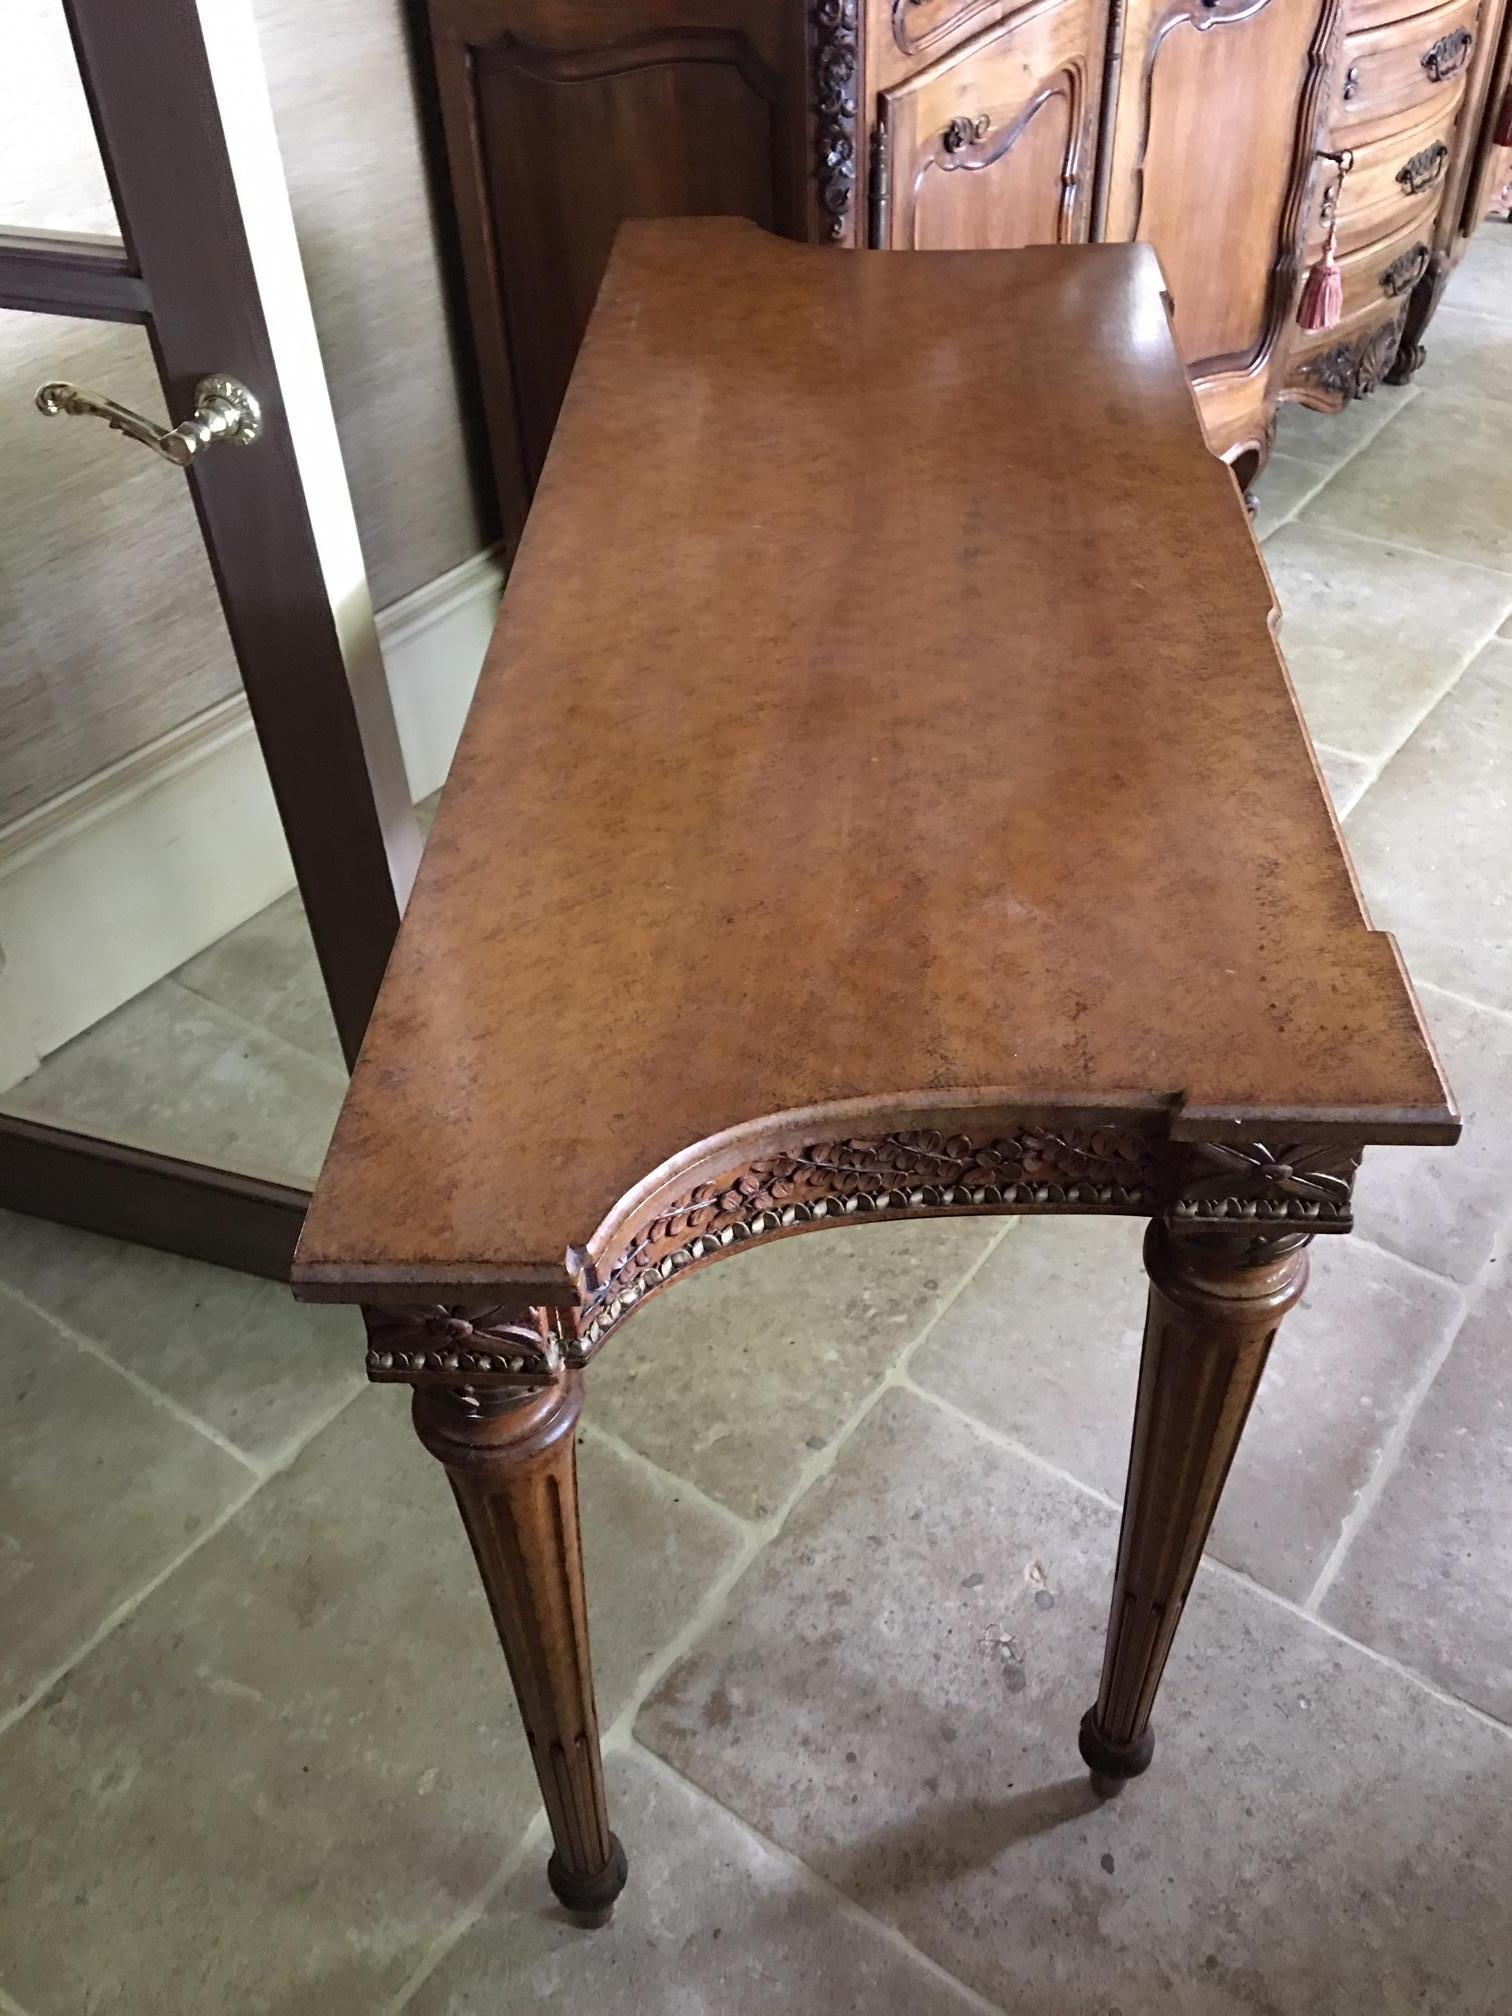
[
  {"x1": 810, "y1": 0, "x2": 859, "y2": 241},
  {"x1": 1167, "y1": 1139, "x2": 1359, "y2": 1230},
  {"x1": 364, "y1": 1304, "x2": 565, "y2": 1396},
  {"x1": 413, "y1": 1376, "x2": 628, "y2": 1922},
  {"x1": 1080, "y1": 1219, "x2": 1311, "y2": 1785}
]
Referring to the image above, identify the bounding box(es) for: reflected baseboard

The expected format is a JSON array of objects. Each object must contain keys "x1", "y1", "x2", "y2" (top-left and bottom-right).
[{"x1": 0, "y1": 544, "x2": 503, "y2": 1089}]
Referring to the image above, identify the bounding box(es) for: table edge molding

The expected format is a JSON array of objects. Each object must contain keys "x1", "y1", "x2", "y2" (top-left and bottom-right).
[{"x1": 356, "y1": 1125, "x2": 1368, "y2": 1392}]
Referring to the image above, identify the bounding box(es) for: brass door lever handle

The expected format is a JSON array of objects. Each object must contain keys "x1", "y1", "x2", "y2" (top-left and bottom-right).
[{"x1": 34, "y1": 373, "x2": 262, "y2": 465}]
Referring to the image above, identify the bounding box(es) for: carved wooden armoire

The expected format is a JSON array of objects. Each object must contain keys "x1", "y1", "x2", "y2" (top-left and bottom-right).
[{"x1": 428, "y1": 0, "x2": 1512, "y2": 542}]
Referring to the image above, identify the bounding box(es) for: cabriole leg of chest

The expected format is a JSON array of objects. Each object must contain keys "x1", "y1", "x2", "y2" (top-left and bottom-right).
[
  {"x1": 1079, "y1": 1219, "x2": 1312, "y2": 1790},
  {"x1": 411, "y1": 1370, "x2": 627, "y2": 1926}
]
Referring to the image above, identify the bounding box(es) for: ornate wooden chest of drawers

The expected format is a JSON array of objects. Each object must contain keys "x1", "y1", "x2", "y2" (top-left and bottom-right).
[
  {"x1": 425, "y1": 0, "x2": 1512, "y2": 543},
  {"x1": 1289, "y1": 0, "x2": 1512, "y2": 404}
]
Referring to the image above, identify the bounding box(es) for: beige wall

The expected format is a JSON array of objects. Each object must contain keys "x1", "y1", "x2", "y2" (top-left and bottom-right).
[{"x1": 0, "y1": 0, "x2": 484, "y2": 826}]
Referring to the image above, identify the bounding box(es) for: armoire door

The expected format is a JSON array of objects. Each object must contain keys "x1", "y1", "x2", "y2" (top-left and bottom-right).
[
  {"x1": 430, "y1": 0, "x2": 811, "y2": 546},
  {"x1": 871, "y1": 0, "x2": 1106, "y2": 248},
  {"x1": 1100, "y1": 0, "x2": 1345, "y2": 457}
]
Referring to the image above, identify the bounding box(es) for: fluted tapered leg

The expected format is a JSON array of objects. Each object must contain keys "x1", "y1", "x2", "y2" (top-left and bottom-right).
[
  {"x1": 1080, "y1": 1221, "x2": 1311, "y2": 1787},
  {"x1": 413, "y1": 1373, "x2": 627, "y2": 1923}
]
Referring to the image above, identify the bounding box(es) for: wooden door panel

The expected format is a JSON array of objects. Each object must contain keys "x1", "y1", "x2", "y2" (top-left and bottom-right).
[
  {"x1": 875, "y1": 0, "x2": 1105, "y2": 248},
  {"x1": 1105, "y1": 0, "x2": 1339, "y2": 390},
  {"x1": 430, "y1": 0, "x2": 813, "y2": 541},
  {"x1": 474, "y1": 31, "x2": 790, "y2": 483},
  {"x1": 1333, "y1": 0, "x2": 1481, "y2": 140}
]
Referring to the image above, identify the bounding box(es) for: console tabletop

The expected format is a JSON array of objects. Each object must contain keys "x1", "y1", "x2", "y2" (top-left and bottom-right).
[{"x1": 294, "y1": 219, "x2": 1456, "y2": 1924}]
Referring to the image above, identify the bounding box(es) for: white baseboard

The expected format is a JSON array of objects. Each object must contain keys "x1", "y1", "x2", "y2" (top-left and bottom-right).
[{"x1": 0, "y1": 545, "x2": 503, "y2": 1089}]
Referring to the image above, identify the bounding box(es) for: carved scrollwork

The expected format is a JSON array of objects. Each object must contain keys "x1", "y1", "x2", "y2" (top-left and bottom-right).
[
  {"x1": 359, "y1": 1134, "x2": 1364, "y2": 1389},
  {"x1": 1380, "y1": 243, "x2": 1430, "y2": 298},
  {"x1": 1397, "y1": 141, "x2": 1449, "y2": 196},
  {"x1": 942, "y1": 112, "x2": 992, "y2": 153},
  {"x1": 1303, "y1": 305, "x2": 1409, "y2": 401},
  {"x1": 1421, "y1": 26, "x2": 1473, "y2": 81},
  {"x1": 1170, "y1": 1141, "x2": 1360, "y2": 1229},
  {"x1": 364, "y1": 1305, "x2": 564, "y2": 1387},
  {"x1": 810, "y1": 0, "x2": 858, "y2": 241},
  {"x1": 574, "y1": 1125, "x2": 1161, "y2": 1354}
]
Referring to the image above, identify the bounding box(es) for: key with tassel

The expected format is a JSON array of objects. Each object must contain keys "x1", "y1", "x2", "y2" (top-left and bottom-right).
[{"x1": 1298, "y1": 149, "x2": 1354, "y2": 333}]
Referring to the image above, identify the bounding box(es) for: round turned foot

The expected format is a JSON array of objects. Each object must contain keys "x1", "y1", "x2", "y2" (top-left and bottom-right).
[
  {"x1": 547, "y1": 1834, "x2": 629, "y2": 1926},
  {"x1": 1078, "y1": 1707, "x2": 1155, "y2": 1787}
]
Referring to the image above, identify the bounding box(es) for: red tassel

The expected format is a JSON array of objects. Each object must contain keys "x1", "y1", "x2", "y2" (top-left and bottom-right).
[
  {"x1": 1494, "y1": 86, "x2": 1512, "y2": 148},
  {"x1": 1298, "y1": 221, "x2": 1344, "y2": 333}
]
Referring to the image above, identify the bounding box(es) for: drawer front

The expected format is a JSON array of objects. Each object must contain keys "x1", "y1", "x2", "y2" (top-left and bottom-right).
[
  {"x1": 1335, "y1": 0, "x2": 1480, "y2": 135},
  {"x1": 1311, "y1": 100, "x2": 1462, "y2": 253},
  {"x1": 1297, "y1": 212, "x2": 1437, "y2": 357},
  {"x1": 1344, "y1": 0, "x2": 1440, "y2": 30}
]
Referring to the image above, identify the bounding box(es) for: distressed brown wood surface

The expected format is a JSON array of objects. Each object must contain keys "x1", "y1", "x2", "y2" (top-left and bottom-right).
[{"x1": 294, "y1": 220, "x2": 1453, "y2": 1306}]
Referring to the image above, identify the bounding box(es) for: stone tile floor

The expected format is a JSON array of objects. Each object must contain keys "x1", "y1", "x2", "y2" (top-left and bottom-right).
[{"x1": 2, "y1": 233, "x2": 1512, "y2": 2011}]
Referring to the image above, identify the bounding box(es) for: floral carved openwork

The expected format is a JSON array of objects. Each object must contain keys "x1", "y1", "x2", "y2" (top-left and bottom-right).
[
  {"x1": 361, "y1": 1132, "x2": 1363, "y2": 1390},
  {"x1": 573, "y1": 1126, "x2": 1161, "y2": 1355},
  {"x1": 1304, "y1": 306, "x2": 1409, "y2": 401},
  {"x1": 810, "y1": 0, "x2": 859, "y2": 241}
]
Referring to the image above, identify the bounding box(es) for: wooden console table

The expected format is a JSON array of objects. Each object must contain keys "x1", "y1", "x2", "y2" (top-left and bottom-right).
[{"x1": 293, "y1": 220, "x2": 1457, "y2": 1925}]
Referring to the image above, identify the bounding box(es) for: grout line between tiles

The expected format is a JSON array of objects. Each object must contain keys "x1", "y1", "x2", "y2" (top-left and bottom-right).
[
  {"x1": 1340, "y1": 604, "x2": 1512, "y2": 821},
  {"x1": 1348, "y1": 1229, "x2": 1470, "y2": 1294},
  {"x1": 1419, "y1": 974, "x2": 1512, "y2": 1028},
  {"x1": 171, "y1": 965, "x2": 349, "y2": 1072},
  {"x1": 580, "y1": 1219, "x2": 1021, "y2": 1543},
  {"x1": 1300, "y1": 1296, "x2": 1467, "y2": 1617},
  {"x1": 1286, "y1": 514, "x2": 1512, "y2": 590},
  {"x1": 579, "y1": 1418, "x2": 756, "y2": 1535},
  {"x1": 901, "y1": 1371, "x2": 1512, "y2": 1744},
  {"x1": 624, "y1": 1740, "x2": 1014, "y2": 2016},
  {"x1": 383, "y1": 1810, "x2": 549, "y2": 2016},
  {"x1": 0, "y1": 1277, "x2": 263, "y2": 1478},
  {"x1": 1286, "y1": 517, "x2": 1512, "y2": 580},
  {"x1": 593, "y1": 1221, "x2": 1021, "y2": 1760},
  {"x1": 900, "y1": 1374, "x2": 1121, "y2": 1514},
  {"x1": 152, "y1": 974, "x2": 352, "y2": 1087},
  {"x1": 1303, "y1": 1226, "x2": 1506, "y2": 1615},
  {"x1": 0, "y1": 1476, "x2": 264, "y2": 1746},
  {"x1": 1270, "y1": 515, "x2": 1512, "y2": 823},
  {"x1": 0, "y1": 1376, "x2": 369, "y2": 1748},
  {"x1": 1204, "y1": 1553, "x2": 1512, "y2": 1743},
  {"x1": 1259, "y1": 385, "x2": 1421, "y2": 537}
]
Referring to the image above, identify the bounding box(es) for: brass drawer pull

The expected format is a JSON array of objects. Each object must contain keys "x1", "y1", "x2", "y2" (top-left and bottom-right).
[
  {"x1": 34, "y1": 373, "x2": 262, "y2": 466},
  {"x1": 942, "y1": 112, "x2": 991, "y2": 152},
  {"x1": 1422, "y1": 27, "x2": 1473, "y2": 82},
  {"x1": 1380, "y1": 241, "x2": 1430, "y2": 296},
  {"x1": 1397, "y1": 140, "x2": 1449, "y2": 194}
]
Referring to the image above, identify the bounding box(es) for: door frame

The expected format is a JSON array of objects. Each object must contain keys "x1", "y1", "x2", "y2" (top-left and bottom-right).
[{"x1": 0, "y1": 0, "x2": 424, "y2": 1278}]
